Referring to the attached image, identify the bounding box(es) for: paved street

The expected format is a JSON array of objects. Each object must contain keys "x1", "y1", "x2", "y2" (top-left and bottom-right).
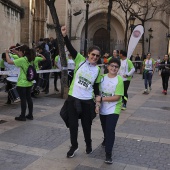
[{"x1": 0, "y1": 72, "x2": 170, "y2": 170}]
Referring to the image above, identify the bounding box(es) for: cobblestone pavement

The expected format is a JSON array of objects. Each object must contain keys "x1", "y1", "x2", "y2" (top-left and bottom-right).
[{"x1": 0, "y1": 73, "x2": 170, "y2": 170}]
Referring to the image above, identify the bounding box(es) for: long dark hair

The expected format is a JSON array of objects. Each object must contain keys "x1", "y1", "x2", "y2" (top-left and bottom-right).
[{"x1": 19, "y1": 45, "x2": 36, "y2": 62}]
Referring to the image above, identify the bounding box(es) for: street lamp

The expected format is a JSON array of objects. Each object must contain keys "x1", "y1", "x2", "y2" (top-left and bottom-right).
[
  {"x1": 148, "y1": 28, "x2": 153, "y2": 52},
  {"x1": 129, "y1": 15, "x2": 136, "y2": 34},
  {"x1": 84, "y1": 0, "x2": 92, "y2": 56},
  {"x1": 167, "y1": 33, "x2": 170, "y2": 54}
]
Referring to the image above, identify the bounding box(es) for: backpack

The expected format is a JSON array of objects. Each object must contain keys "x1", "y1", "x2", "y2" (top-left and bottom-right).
[
  {"x1": 22, "y1": 57, "x2": 37, "y2": 81},
  {"x1": 27, "y1": 65, "x2": 37, "y2": 81}
]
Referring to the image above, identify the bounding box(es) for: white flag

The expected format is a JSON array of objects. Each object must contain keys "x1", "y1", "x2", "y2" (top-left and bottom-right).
[{"x1": 127, "y1": 25, "x2": 144, "y2": 59}]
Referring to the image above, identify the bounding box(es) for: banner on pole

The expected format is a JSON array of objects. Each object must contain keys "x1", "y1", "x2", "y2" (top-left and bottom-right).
[{"x1": 127, "y1": 25, "x2": 144, "y2": 59}]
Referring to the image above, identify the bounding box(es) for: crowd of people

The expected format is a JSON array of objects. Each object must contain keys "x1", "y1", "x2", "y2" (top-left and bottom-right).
[{"x1": 0, "y1": 26, "x2": 170, "y2": 164}]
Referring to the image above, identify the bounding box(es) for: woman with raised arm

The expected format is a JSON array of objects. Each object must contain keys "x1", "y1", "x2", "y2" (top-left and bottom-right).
[{"x1": 61, "y1": 26, "x2": 101, "y2": 158}]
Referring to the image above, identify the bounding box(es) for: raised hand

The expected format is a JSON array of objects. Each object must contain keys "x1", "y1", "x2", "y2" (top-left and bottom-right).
[{"x1": 61, "y1": 26, "x2": 67, "y2": 37}]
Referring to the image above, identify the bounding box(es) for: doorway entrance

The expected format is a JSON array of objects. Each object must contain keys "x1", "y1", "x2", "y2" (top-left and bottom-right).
[{"x1": 93, "y1": 28, "x2": 109, "y2": 55}]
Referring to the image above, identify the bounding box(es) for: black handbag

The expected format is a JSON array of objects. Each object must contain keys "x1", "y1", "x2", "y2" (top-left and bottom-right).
[{"x1": 60, "y1": 100, "x2": 69, "y2": 128}]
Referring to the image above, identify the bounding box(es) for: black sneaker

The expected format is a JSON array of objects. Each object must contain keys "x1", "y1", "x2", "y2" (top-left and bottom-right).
[
  {"x1": 15, "y1": 115, "x2": 26, "y2": 121},
  {"x1": 85, "y1": 146, "x2": 93, "y2": 154},
  {"x1": 105, "y1": 153, "x2": 113, "y2": 164},
  {"x1": 26, "y1": 114, "x2": 33, "y2": 120},
  {"x1": 67, "y1": 147, "x2": 78, "y2": 158},
  {"x1": 101, "y1": 139, "x2": 105, "y2": 148}
]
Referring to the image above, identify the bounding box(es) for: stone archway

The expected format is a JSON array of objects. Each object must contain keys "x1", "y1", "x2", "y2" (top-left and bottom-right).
[
  {"x1": 72, "y1": 8, "x2": 125, "y2": 53},
  {"x1": 93, "y1": 28, "x2": 109, "y2": 54}
]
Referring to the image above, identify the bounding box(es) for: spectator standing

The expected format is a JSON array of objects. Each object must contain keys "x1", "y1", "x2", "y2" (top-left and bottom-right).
[
  {"x1": 36, "y1": 43, "x2": 52, "y2": 94},
  {"x1": 118, "y1": 50, "x2": 135, "y2": 110}
]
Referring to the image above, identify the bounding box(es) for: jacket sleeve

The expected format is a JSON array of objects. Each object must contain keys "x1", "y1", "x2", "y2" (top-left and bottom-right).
[{"x1": 64, "y1": 36, "x2": 77, "y2": 59}]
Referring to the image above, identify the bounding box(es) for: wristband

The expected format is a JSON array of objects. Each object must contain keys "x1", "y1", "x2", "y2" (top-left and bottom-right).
[
  {"x1": 100, "y1": 97, "x2": 102, "y2": 102},
  {"x1": 95, "y1": 104, "x2": 100, "y2": 108}
]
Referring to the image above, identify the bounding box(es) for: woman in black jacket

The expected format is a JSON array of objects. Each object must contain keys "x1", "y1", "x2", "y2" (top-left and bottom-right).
[
  {"x1": 61, "y1": 26, "x2": 101, "y2": 158},
  {"x1": 159, "y1": 54, "x2": 170, "y2": 95}
]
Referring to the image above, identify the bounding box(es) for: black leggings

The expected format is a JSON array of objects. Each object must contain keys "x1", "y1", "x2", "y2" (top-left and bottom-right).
[
  {"x1": 67, "y1": 95, "x2": 94, "y2": 148},
  {"x1": 100, "y1": 114, "x2": 119, "y2": 154},
  {"x1": 17, "y1": 86, "x2": 33, "y2": 117},
  {"x1": 122, "y1": 81, "x2": 130, "y2": 105},
  {"x1": 54, "y1": 72, "x2": 61, "y2": 90},
  {"x1": 161, "y1": 74, "x2": 169, "y2": 91}
]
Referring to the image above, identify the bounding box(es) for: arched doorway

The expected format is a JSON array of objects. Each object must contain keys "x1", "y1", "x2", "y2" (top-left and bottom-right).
[{"x1": 93, "y1": 28, "x2": 109, "y2": 55}]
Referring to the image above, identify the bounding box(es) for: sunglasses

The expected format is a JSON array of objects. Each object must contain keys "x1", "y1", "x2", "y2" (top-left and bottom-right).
[
  {"x1": 91, "y1": 53, "x2": 100, "y2": 58},
  {"x1": 109, "y1": 64, "x2": 119, "y2": 69}
]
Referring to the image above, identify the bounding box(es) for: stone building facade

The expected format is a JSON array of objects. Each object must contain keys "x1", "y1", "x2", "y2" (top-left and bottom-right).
[{"x1": 0, "y1": 0, "x2": 169, "y2": 58}]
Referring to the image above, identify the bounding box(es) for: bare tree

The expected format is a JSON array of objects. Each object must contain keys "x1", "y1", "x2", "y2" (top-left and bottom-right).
[
  {"x1": 113, "y1": 0, "x2": 138, "y2": 50},
  {"x1": 128, "y1": 0, "x2": 159, "y2": 57},
  {"x1": 45, "y1": 0, "x2": 68, "y2": 98},
  {"x1": 107, "y1": 0, "x2": 113, "y2": 53}
]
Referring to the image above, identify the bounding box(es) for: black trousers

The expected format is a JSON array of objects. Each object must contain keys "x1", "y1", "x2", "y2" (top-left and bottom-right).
[
  {"x1": 43, "y1": 73, "x2": 50, "y2": 92},
  {"x1": 6, "y1": 80, "x2": 13, "y2": 102},
  {"x1": 54, "y1": 72, "x2": 61, "y2": 90},
  {"x1": 161, "y1": 74, "x2": 169, "y2": 91},
  {"x1": 122, "y1": 80, "x2": 130, "y2": 105},
  {"x1": 100, "y1": 114, "x2": 119, "y2": 154},
  {"x1": 17, "y1": 86, "x2": 33, "y2": 117},
  {"x1": 67, "y1": 95, "x2": 94, "y2": 148}
]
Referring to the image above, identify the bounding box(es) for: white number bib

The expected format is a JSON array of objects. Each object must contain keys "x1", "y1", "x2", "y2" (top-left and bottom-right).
[{"x1": 75, "y1": 76, "x2": 91, "y2": 89}]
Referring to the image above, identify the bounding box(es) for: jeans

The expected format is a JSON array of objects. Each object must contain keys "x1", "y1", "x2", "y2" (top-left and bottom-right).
[
  {"x1": 17, "y1": 86, "x2": 33, "y2": 117},
  {"x1": 144, "y1": 72, "x2": 152, "y2": 89},
  {"x1": 100, "y1": 114, "x2": 119, "y2": 154}
]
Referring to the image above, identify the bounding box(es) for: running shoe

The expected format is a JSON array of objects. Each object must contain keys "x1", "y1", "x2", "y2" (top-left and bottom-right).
[
  {"x1": 105, "y1": 153, "x2": 113, "y2": 164},
  {"x1": 85, "y1": 146, "x2": 93, "y2": 154},
  {"x1": 143, "y1": 89, "x2": 149, "y2": 94},
  {"x1": 121, "y1": 104, "x2": 127, "y2": 110},
  {"x1": 67, "y1": 147, "x2": 79, "y2": 158}
]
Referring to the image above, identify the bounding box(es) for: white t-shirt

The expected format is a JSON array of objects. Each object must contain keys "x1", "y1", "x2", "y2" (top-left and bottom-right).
[
  {"x1": 118, "y1": 59, "x2": 128, "y2": 81},
  {"x1": 69, "y1": 53, "x2": 100, "y2": 100},
  {"x1": 144, "y1": 59, "x2": 154, "y2": 71},
  {"x1": 4, "y1": 60, "x2": 19, "y2": 77},
  {"x1": 99, "y1": 75, "x2": 124, "y2": 115}
]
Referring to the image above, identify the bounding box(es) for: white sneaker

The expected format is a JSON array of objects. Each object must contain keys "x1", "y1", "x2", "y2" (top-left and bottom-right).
[{"x1": 143, "y1": 89, "x2": 149, "y2": 94}]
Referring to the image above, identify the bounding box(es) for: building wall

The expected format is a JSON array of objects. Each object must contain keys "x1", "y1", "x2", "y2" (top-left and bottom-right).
[{"x1": 0, "y1": 1, "x2": 21, "y2": 53}]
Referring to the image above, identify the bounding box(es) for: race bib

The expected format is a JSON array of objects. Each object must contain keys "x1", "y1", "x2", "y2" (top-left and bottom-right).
[
  {"x1": 145, "y1": 64, "x2": 152, "y2": 70},
  {"x1": 76, "y1": 76, "x2": 91, "y2": 89}
]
